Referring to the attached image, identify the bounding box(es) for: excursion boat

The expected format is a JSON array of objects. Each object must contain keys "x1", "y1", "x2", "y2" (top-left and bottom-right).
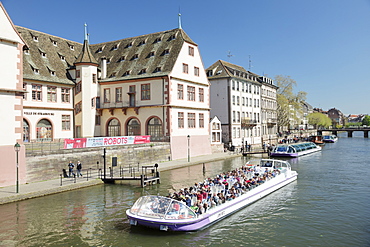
[
  {"x1": 309, "y1": 135, "x2": 324, "y2": 145},
  {"x1": 270, "y1": 141, "x2": 321, "y2": 157},
  {"x1": 322, "y1": 135, "x2": 338, "y2": 143},
  {"x1": 126, "y1": 159, "x2": 298, "y2": 231}
]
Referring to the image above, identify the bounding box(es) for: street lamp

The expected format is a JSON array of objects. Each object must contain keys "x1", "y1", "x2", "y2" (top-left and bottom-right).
[
  {"x1": 14, "y1": 142, "x2": 20, "y2": 193},
  {"x1": 187, "y1": 135, "x2": 190, "y2": 162}
]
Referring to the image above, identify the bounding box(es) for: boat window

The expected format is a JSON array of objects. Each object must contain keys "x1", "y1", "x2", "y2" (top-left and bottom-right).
[
  {"x1": 131, "y1": 196, "x2": 172, "y2": 219},
  {"x1": 276, "y1": 146, "x2": 288, "y2": 152},
  {"x1": 165, "y1": 201, "x2": 196, "y2": 220}
]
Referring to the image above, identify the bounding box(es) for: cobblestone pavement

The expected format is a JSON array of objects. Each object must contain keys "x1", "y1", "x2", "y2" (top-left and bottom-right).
[{"x1": 0, "y1": 152, "x2": 242, "y2": 205}]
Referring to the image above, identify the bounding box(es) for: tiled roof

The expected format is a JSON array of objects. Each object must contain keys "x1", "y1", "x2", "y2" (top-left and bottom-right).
[
  {"x1": 206, "y1": 60, "x2": 260, "y2": 82},
  {"x1": 92, "y1": 28, "x2": 195, "y2": 82},
  {"x1": 16, "y1": 26, "x2": 82, "y2": 85},
  {"x1": 16, "y1": 26, "x2": 196, "y2": 84}
]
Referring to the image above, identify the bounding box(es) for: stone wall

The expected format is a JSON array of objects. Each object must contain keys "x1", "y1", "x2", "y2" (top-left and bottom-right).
[{"x1": 25, "y1": 143, "x2": 171, "y2": 183}]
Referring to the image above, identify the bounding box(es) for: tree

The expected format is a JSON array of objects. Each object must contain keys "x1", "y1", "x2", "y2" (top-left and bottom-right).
[
  {"x1": 307, "y1": 112, "x2": 331, "y2": 128},
  {"x1": 275, "y1": 75, "x2": 307, "y2": 132},
  {"x1": 362, "y1": 115, "x2": 370, "y2": 126}
]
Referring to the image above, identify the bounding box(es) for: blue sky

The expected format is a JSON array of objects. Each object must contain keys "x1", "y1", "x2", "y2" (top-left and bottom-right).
[{"x1": 3, "y1": 0, "x2": 370, "y2": 115}]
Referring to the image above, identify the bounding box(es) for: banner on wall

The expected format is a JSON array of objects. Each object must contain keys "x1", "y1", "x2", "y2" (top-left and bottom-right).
[{"x1": 64, "y1": 135, "x2": 151, "y2": 149}]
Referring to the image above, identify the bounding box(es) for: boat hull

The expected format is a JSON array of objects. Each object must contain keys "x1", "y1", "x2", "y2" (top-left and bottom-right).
[{"x1": 126, "y1": 171, "x2": 298, "y2": 231}]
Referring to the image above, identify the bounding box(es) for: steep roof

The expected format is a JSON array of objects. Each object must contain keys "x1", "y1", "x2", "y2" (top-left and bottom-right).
[
  {"x1": 206, "y1": 60, "x2": 260, "y2": 83},
  {"x1": 16, "y1": 26, "x2": 82, "y2": 85},
  {"x1": 75, "y1": 39, "x2": 98, "y2": 65},
  {"x1": 92, "y1": 28, "x2": 195, "y2": 82}
]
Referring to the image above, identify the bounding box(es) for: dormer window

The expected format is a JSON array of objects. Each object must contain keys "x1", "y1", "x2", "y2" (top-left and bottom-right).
[
  {"x1": 41, "y1": 52, "x2": 47, "y2": 58},
  {"x1": 153, "y1": 67, "x2": 161, "y2": 73},
  {"x1": 24, "y1": 49, "x2": 29, "y2": 55},
  {"x1": 110, "y1": 72, "x2": 116, "y2": 78},
  {"x1": 111, "y1": 44, "x2": 119, "y2": 50},
  {"x1": 125, "y1": 42, "x2": 133, "y2": 48},
  {"x1": 123, "y1": 70, "x2": 131, "y2": 76},
  {"x1": 33, "y1": 36, "x2": 38, "y2": 42},
  {"x1": 153, "y1": 37, "x2": 162, "y2": 43},
  {"x1": 119, "y1": 56, "x2": 125, "y2": 62},
  {"x1": 168, "y1": 34, "x2": 176, "y2": 41},
  {"x1": 162, "y1": 49, "x2": 170, "y2": 55},
  {"x1": 69, "y1": 44, "x2": 74, "y2": 50},
  {"x1": 131, "y1": 54, "x2": 139, "y2": 60},
  {"x1": 52, "y1": 40, "x2": 58, "y2": 46},
  {"x1": 50, "y1": 70, "x2": 56, "y2": 76},
  {"x1": 138, "y1": 68, "x2": 147, "y2": 75},
  {"x1": 138, "y1": 40, "x2": 146, "y2": 46},
  {"x1": 106, "y1": 58, "x2": 111, "y2": 64},
  {"x1": 97, "y1": 47, "x2": 103, "y2": 53},
  {"x1": 147, "y1": 51, "x2": 155, "y2": 58},
  {"x1": 32, "y1": 66, "x2": 39, "y2": 74},
  {"x1": 60, "y1": 55, "x2": 65, "y2": 61}
]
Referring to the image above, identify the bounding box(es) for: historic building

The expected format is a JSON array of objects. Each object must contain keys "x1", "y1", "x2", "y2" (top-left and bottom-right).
[
  {"x1": 0, "y1": 3, "x2": 26, "y2": 186},
  {"x1": 206, "y1": 60, "x2": 276, "y2": 149},
  {"x1": 0, "y1": 1, "x2": 212, "y2": 188}
]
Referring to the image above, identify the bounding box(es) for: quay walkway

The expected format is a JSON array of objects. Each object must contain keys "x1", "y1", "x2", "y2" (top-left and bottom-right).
[{"x1": 0, "y1": 152, "x2": 242, "y2": 205}]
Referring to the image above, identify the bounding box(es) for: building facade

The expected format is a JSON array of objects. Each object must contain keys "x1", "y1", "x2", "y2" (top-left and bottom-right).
[{"x1": 207, "y1": 60, "x2": 275, "y2": 149}]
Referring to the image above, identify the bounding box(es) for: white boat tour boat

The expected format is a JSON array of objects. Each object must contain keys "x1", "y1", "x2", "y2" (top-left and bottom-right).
[
  {"x1": 270, "y1": 141, "x2": 321, "y2": 157},
  {"x1": 126, "y1": 159, "x2": 298, "y2": 231},
  {"x1": 322, "y1": 135, "x2": 338, "y2": 143}
]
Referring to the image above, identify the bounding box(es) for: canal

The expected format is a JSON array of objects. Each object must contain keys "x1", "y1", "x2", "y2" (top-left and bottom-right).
[{"x1": 0, "y1": 132, "x2": 369, "y2": 246}]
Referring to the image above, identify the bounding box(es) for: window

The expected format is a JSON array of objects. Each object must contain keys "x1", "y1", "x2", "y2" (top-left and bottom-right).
[
  {"x1": 188, "y1": 113, "x2": 196, "y2": 128},
  {"x1": 75, "y1": 101, "x2": 82, "y2": 115},
  {"x1": 123, "y1": 70, "x2": 131, "y2": 76},
  {"x1": 23, "y1": 83, "x2": 27, "y2": 100},
  {"x1": 119, "y1": 56, "x2": 125, "y2": 62},
  {"x1": 69, "y1": 44, "x2": 74, "y2": 50},
  {"x1": 76, "y1": 70, "x2": 80, "y2": 78},
  {"x1": 50, "y1": 70, "x2": 56, "y2": 76},
  {"x1": 52, "y1": 40, "x2": 58, "y2": 46},
  {"x1": 178, "y1": 112, "x2": 184, "y2": 128},
  {"x1": 125, "y1": 42, "x2": 133, "y2": 48},
  {"x1": 62, "y1": 115, "x2": 71, "y2": 130},
  {"x1": 147, "y1": 117, "x2": 163, "y2": 140},
  {"x1": 141, "y1": 84, "x2": 150, "y2": 100},
  {"x1": 183, "y1": 63, "x2": 189, "y2": 74},
  {"x1": 187, "y1": 86, "x2": 195, "y2": 101},
  {"x1": 41, "y1": 52, "x2": 46, "y2": 58},
  {"x1": 91, "y1": 97, "x2": 95, "y2": 107},
  {"x1": 153, "y1": 37, "x2": 162, "y2": 43},
  {"x1": 162, "y1": 49, "x2": 170, "y2": 55},
  {"x1": 199, "y1": 88, "x2": 204, "y2": 102},
  {"x1": 32, "y1": 84, "x2": 42, "y2": 101},
  {"x1": 147, "y1": 51, "x2": 155, "y2": 58},
  {"x1": 237, "y1": 111, "x2": 240, "y2": 123},
  {"x1": 47, "y1": 86, "x2": 57, "y2": 102},
  {"x1": 188, "y1": 46, "x2": 194, "y2": 56},
  {"x1": 138, "y1": 68, "x2": 147, "y2": 74},
  {"x1": 112, "y1": 44, "x2": 119, "y2": 50},
  {"x1": 61, "y1": 88, "x2": 70, "y2": 103},
  {"x1": 36, "y1": 119, "x2": 52, "y2": 141},
  {"x1": 233, "y1": 111, "x2": 236, "y2": 123},
  {"x1": 95, "y1": 115, "x2": 101, "y2": 126},
  {"x1": 108, "y1": 118, "x2": 120, "y2": 136},
  {"x1": 153, "y1": 67, "x2": 161, "y2": 73},
  {"x1": 116, "y1": 87, "x2": 122, "y2": 102},
  {"x1": 131, "y1": 54, "x2": 139, "y2": 60},
  {"x1": 127, "y1": 118, "x2": 140, "y2": 136},
  {"x1": 104, "y1": 88, "x2": 110, "y2": 103},
  {"x1": 93, "y1": 74, "x2": 97, "y2": 83},
  {"x1": 60, "y1": 55, "x2": 65, "y2": 61},
  {"x1": 110, "y1": 72, "x2": 116, "y2": 78},
  {"x1": 32, "y1": 67, "x2": 39, "y2": 74},
  {"x1": 237, "y1": 96, "x2": 240, "y2": 105},
  {"x1": 199, "y1": 113, "x2": 204, "y2": 128},
  {"x1": 178, "y1": 84, "x2": 183, "y2": 100},
  {"x1": 33, "y1": 35, "x2": 38, "y2": 42},
  {"x1": 168, "y1": 34, "x2": 176, "y2": 41},
  {"x1": 76, "y1": 82, "x2": 81, "y2": 94},
  {"x1": 232, "y1": 95, "x2": 235, "y2": 105},
  {"x1": 194, "y1": 67, "x2": 200, "y2": 76},
  {"x1": 138, "y1": 40, "x2": 146, "y2": 46},
  {"x1": 232, "y1": 81, "x2": 235, "y2": 90},
  {"x1": 97, "y1": 47, "x2": 103, "y2": 53}
]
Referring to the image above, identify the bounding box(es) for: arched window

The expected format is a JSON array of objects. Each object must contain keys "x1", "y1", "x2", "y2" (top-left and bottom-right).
[
  {"x1": 23, "y1": 119, "x2": 30, "y2": 142},
  {"x1": 107, "y1": 118, "x2": 120, "y2": 136},
  {"x1": 36, "y1": 119, "x2": 52, "y2": 141},
  {"x1": 147, "y1": 117, "x2": 162, "y2": 141},
  {"x1": 127, "y1": 118, "x2": 140, "y2": 136}
]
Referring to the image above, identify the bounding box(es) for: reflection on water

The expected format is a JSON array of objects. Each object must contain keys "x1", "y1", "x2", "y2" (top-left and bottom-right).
[{"x1": 1, "y1": 134, "x2": 370, "y2": 246}]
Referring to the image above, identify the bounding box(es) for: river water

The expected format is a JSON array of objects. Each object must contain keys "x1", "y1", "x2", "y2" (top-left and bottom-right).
[{"x1": 0, "y1": 132, "x2": 369, "y2": 247}]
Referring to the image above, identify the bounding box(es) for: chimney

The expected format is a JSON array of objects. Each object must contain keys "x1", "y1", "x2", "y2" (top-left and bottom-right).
[{"x1": 101, "y1": 57, "x2": 107, "y2": 79}]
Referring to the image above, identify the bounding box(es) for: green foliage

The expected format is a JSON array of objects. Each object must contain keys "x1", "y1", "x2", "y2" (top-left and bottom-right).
[
  {"x1": 362, "y1": 115, "x2": 370, "y2": 126},
  {"x1": 346, "y1": 122, "x2": 361, "y2": 127},
  {"x1": 275, "y1": 75, "x2": 307, "y2": 131},
  {"x1": 307, "y1": 112, "x2": 331, "y2": 128}
]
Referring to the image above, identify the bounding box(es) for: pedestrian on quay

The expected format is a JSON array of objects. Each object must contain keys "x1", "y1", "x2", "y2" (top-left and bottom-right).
[
  {"x1": 68, "y1": 161, "x2": 75, "y2": 177},
  {"x1": 76, "y1": 161, "x2": 83, "y2": 177}
]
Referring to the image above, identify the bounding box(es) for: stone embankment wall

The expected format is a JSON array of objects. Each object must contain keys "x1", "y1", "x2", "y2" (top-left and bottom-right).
[{"x1": 25, "y1": 143, "x2": 171, "y2": 183}]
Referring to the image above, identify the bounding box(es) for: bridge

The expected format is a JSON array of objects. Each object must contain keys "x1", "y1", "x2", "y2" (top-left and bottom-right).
[{"x1": 318, "y1": 127, "x2": 370, "y2": 138}]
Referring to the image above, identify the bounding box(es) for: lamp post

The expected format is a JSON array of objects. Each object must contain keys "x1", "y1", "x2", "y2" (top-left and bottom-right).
[
  {"x1": 14, "y1": 142, "x2": 20, "y2": 193},
  {"x1": 187, "y1": 135, "x2": 190, "y2": 162}
]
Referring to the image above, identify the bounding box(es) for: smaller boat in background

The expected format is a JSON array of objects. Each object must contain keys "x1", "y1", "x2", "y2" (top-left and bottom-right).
[
  {"x1": 270, "y1": 142, "x2": 321, "y2": 157},
  {"x1": 322, "y1": 135, "x2": 338, "y2": 143},
  {"x1": 309, "y1": 135, "x2": 324, "y2": 145}
]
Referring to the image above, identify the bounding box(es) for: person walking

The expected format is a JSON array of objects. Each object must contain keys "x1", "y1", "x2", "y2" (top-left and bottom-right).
[
  {"x1": 68, "y1": 161, "x2": 75, "y2": 177},
  {"x1": 76, "y1": 161, "x2": 83, "y2": 177}
]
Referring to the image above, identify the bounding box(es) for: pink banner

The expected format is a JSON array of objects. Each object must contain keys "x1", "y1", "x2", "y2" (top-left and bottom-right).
[{"x1": 64, "y1": 136, "x2": 150, "y2": 149}]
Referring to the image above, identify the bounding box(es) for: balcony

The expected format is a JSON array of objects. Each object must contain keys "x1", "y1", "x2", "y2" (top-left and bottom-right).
[
  {"x1": 267, "y1": 118, "x2": 277, "y2": 126},
  {"x1": 241, "y1": 118, "x2": 257, "y2": 128}
]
